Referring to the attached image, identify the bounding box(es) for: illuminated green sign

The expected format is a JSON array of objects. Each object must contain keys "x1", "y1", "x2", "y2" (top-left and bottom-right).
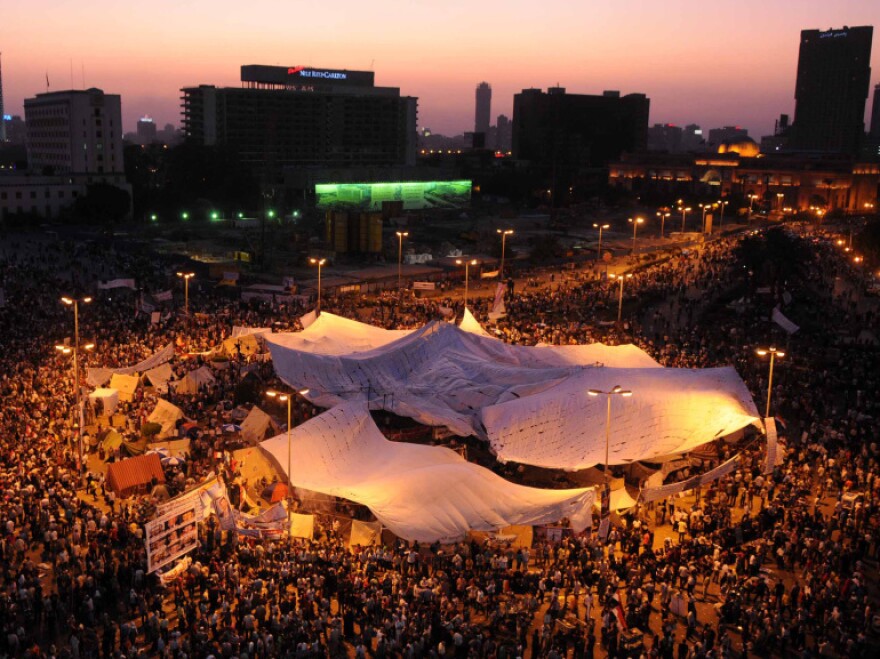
[{"x1": 315, "y1": 180, "x2": 472, "y2": 211}]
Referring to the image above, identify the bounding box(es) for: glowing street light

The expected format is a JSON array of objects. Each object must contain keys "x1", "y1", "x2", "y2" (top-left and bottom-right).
[
  {"x1": 776, "y1": 193, "x2": 785, "y2": 211},
  {"x1": 309, "y1": 257, "x2": 326, "y2": 315},
  {"x1": 396, "y1": 231, "x2": 409, "y2": 298},
  {"x1": 176, "y1": 272, "x2": 195, "y2": 315},
  {"x1": 609, "y1": 272, "x2": 633, "y2": 323},
  {"x1": 181, "y1": 211, "x2": 189, "y2": 221},
  {"x1": 628, "y1": 217, "x2": 645, "y2": 255},
  {"x1": 748, "y1": 194, "x2": 759, "y2": 214},
  {"x1": 60, "y1": 296, "x2": 93, "y2": 479},
  {"x1": 679, "y1": 206, "x2": 692, "y2": 232},
  {"x1": 266, "y1": 388, "x2": 310, "y2": 539},
  {"x1": 756, "y1": 347, "x2": 785, "y2": 419},
  {"x1": 210, "y1": 211, "x2": 220, "y2": 221},
  {"x1": 150, "y1": 213, "x2": 158, "y2": 222},
  {"x1": 497, "y1": 229, "x2": 514, "y2": 279},
  {"x1": 593, "y1": 223, "x2": 610, "y2": 262},
  {"x1": 656, "y1": 212, "x2": 670, "y2": 239},
  {"x1": 718, "y1": 200, "x2": 728, "y2": 232},
  {"x1": 455, "y1": 258, "x2": 479, "y2": 309},
  {"x1": 587, "y1": 384, "x2": 633, "y2": 540}
]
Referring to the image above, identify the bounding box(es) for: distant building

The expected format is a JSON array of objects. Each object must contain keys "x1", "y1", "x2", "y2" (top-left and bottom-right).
[
  {"x1": 681, "y1": 124, "x2": 705, "y2": 152},
  {"x1": 648, "y1": 124, "x2": 683, "y2": 152},
  {"x1": 0, "y1": 175, "x2": 83, "y2": 220},
  {"x1": 707, "y1": 126, "x2": 750, "y2": 150},
  {"x1": 495, "y1": 114, "x2": 511, "y2": 152},
  {"x1": 136, "y1": 116, "x2": 157, "y2": 144},
  {"x1": 0, "y1": 53, "x2": 5, "y2": 143},
  {"x1": 512, "y1": 87, "x2": 649, "y2": 167},
  {"x1": 790, "y1": 26, "x2": 873, "y2": 155},
  {"x1": 871, "y1": 83, "x2": 880, "y2": 137},
  {"x1": 24, "y1": 88, "x2": 125, "y2": 186},
  {"x1": 181, "y1": 65, "x2": 418, "y2": 185},
  {"x1": 475, "y1": 82, "x2": 491, "y2": 140},
  {"x1": 2, "y1": 115, "x2": 26, "y2": 144}
]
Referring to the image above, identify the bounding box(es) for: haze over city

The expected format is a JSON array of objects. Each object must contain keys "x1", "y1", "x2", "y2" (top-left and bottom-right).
[{"x1": 3, "y1": 0, "x2": 879, "y2": 136}]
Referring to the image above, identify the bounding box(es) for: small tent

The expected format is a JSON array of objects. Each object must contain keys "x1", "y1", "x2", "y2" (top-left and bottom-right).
[
  {"x1": 89, "y1": 388, "x2": 120, "y2": 415},
  {"x1": 101, "y1": 428, "x2": 124, "y2": 453},
  {"x1": 109, "y1": 373, "x2": 141, "y2": 403},
  {"x1": 147, "y1": 399, "x2": 185, "y2": 439},
  {"x1": 143, "y1": 363, "x2": 174, "y2": 393},
  {"x1": 106, "y1": 453, "x2": 165, "y2": 497},
  {"x1": 223, "y1": 333, "x2": 264, "y2": 358},
  {"x1": 174, "y1": 366, "x2": 216, "y2": 395},
  {"x1": 240, "y1": 406, "x2": 282, "y2": 445},
  {"x1": 261, "y1": 482, "x2": 288, "y2": 503}
]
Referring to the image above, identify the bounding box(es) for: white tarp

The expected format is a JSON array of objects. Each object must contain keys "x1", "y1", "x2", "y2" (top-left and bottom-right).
[
  {"x1": 459, "y1": 308, "x2": 492, "y2": 337},
  {"x1": 88, "y1": 388, "x2": 119, "y2": 415},
  {"x1": 267, "y1": 318, "x2": 660, "y2": 439},
  {"x1": 240, "y1": 406, "x2": 281, "y2": 444},
  {"x1": 260, "y1": 403, "x2": 595, "y2": 543},
  {"x1": 143, "y1": 363, "x2": 174, "y2": 392},
  {"x1": 639, "y1": 455, "x2": 741, "y2": 504},
  {"x1": 231, "y1": 326, "x2": 272, "y2": 338},
  {"x1": 482, "y1": 367, "x2": 759, "y2": 470},
  {"x1": 86, "y1": 343, "x2": 175, "y2": 387},
  {"x1": 174, "y1": 366, "x2": 216, "y2": 394},
  {"x1": 147, "y1": 399, "x2": 185, "y2": 439}
]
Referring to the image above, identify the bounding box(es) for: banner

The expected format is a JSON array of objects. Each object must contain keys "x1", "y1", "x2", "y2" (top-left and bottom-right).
[
  {"x1": 639, "y1": 455, "x2": 741, "y2": 504},
  {"x1": 764, "y1": 417, "x2": 779, "y2": 474},
  {"x1": 349, "y1": 519, "x2": 381, "y2": 547},
  {"x1": 203, "y1": 481, "x2": 236, "y2": 531},
  {"x1": 97, "y1": 278, "x2": 136, "y2": 290},
  {"x1": 489, "y1": 283, "x2": 506, "y2": 320},
  {"x1": 145, "y1": 500, "x2": 200, "y2": 573},
  {"x1": 290, "y1": 512, "x2": 316, "y2": 540},
  {"x1": 772, "y1": 306, "x2": 799, "y2": 334},
  {"x1": 412, "y1": 282, "x2": 435, "y2": 290},
  {"x1": 154, "y1": 290, "x2": 173, "y2": 302},
  {"x1": 155, "y1": 474, "x2": 218, "y2": 521}
]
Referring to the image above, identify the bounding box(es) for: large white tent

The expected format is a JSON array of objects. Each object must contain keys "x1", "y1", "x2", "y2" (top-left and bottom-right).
[
  {"x1": 147, "y1": 399, "x2": 185, "y2": 439},
  {"x1": 260, "y1": 402, "x2": 595, "y2": 543}
]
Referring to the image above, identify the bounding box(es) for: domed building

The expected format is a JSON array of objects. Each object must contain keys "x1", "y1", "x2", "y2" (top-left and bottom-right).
[{"x1": 717, "y1": 137, "x2": 760, "y2": 158}]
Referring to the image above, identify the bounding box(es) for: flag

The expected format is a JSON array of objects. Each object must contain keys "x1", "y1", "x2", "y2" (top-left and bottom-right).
[
  {"x1": 771, "y1": 306, "x2": 799, "y2": 334},
  {"x1": 488, "y1": 283, "x2": 506, "y2": 320},
  {"x1": 154, "y1": 289, "x2": 173, "y2": 302},
  {"x1": 610, "y1": 593, "x2": 628, "y2": 631}
]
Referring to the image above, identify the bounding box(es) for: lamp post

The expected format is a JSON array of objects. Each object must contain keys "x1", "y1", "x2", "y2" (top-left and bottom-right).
[
  {"x1": 396, "y1": 231, "x2": 409, "y2": 298},
  {"x1": 680, "y1": 206, "x2": 692, "y2": 233},
  {"x1": 776, "y1": 193, "x2": 784, "y2": 211},
  {"x1": 266, "y1": 388, "x2": 310, "y2": 540},
  {"x1": 628, "y1": 217, "x2": 645, "y2": 255},
  {"x1": 176, "y1": 272, "x2": 194, "y2": 315},
  {"x1": 455, "y1": 258, "x2": 478, "y2": 309},
  {"x1": 497, "y1": 229, "x2": 514, "y2": 279},
  {"x1": 309, "y1": 258, "x2": 326, "y2": 315},
  {"x1": 718, "y1": 200, "x2": 728, "y2": 232},
  {"x1": 587, "y1": 385, "x2": 633, "y2": 540},
  {"x1": 748, "y1": 194, "x2": 758, "y2": 215},
  {"x1": 609, "y1": 272, "x2": 633, "y2": 323},
  {"x1": 656, "y1": 212, "x2": 670, "y2": 240},
  {"x1": 756, "y1": 347, "x2": 785, "y2": 419},
  {"x1": 593, "y1": 223, "x2": 610, "y2": 262},
  {"x1": 61, "y1": 296, "x2": 92, "y2": 480}
]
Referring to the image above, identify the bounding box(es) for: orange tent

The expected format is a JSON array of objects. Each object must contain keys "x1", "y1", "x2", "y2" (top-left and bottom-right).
[{"x1": 107, "y1": 453, "x2": 166, "y2": 498}]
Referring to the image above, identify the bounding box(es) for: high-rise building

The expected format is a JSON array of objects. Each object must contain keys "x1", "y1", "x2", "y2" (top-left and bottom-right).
[
  {"x1": 791, "y1": 26, "x2": 873, "y2": 155},
  {"x1": 870, "y1": 83, "x2": 880, "y2": 137},
  {"x1": 512, "y1": 87, "x2": 649, "y2": 167},
  {"x1": 181, "y1": 65, "x2": 418, "y2": 184},
  {"x1": 0, "y1": 52, "x2": 6, "y2": 142},
  {"x1": 495, "y1": 114, "x2": 511, "y2": 152},
  {"x1": 707, "y1": 126, "x2": 750, "y2": 149},
  {"x1": 648, "y1": 124, "x2": 683, "y2": 152},
  {"x1": 24, "y1": 88, "x2": 125, "y2": 185},
  {"x1": 475, "y1": 82, "x2": 491, "y2": 138},
  {"x1": 136, "y1": 116, "x2": 157, "y2": 144}
]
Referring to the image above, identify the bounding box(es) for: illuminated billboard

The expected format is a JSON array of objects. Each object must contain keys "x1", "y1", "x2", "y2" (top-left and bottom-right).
[{"x1": 315, "y1": 181, "x2": 472, "y2": 211}]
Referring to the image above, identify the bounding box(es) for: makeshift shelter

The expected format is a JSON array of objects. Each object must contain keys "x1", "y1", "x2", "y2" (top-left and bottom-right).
[
  {"x1": 261, "y1": 482, "x2": 289, "y2": 503},
  {"x1": 174, "y1": 366, "x2": 216, "y2": 395},
  {"x1": 101, "y1": 429, "x2": 124, "y2": 453},
  {"x1": 260, "y1": 402, "x2": 595, "y2": 543},
  {"x1": 88, "y1": 388, "x2": 119, "y2": 415},
  {"x1": 109, "y1": 373, "x2": 141, "y2": 403},
  {"x1": 222, "y1": 333, "x2": 263, "y2": 358},
  {"x1": 143, "y1": 363, "x2": 174, "y2": 393},
  {"x1": 240, "y1": 406, "x2": 281, "y2": 444},
  {"x1": 147, "y1": 399, "x2": 185, "y2": 439},
  {"x1": 106, "y1": 453, "x2": 165, "y2": 497},
  {"x1": 86, "y1": 343, "x2": 175, "y2": 387},
  {"x1": 147, "y1": 437, "x2": 190, "y2": 459},
  {"x1": 459, "y1": 308, "x2": 493, "y2": 338}
]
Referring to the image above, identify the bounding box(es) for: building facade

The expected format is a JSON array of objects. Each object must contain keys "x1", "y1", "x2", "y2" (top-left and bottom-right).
[
  {"x1": 790, "y1": 26, "x2": 873, "y2": 155},
  {"x1": 181, "y1": 65, "x2": 418, "y2": 185},
  {"x1": 24, "y1": 88, "x2": 126, "y2": 185},
  {"x1": 475, "y1": 82, "x2": 491, "y2": 138}
]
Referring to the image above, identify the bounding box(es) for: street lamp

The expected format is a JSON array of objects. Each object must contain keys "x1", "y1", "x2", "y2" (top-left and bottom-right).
[
  {"x1": 628, "y1": 217, "x2": 645, "y2": 255},
  {"x1": 60, "y1": 296, "x2": 93, "y2": 480},
  {"x1": 656, "y1": 212, "x2": 670, "y2": 240},
  {"x1": 176, "y1": 272, "x2": 195, "y2": 315},
  {"x1": 748, "y1": 194, "x2": 759, "y2": 214},
  {"x1": 755, "y1": 347, "x2": 785, "y2": 419},
  {"x1": 609, "y1": 272, "x2": 633, "y2": 323},
  {"x1": 776, "y1": 193, "x2": 784, "y2": 211},
  {"x1": 718, "y1": 200, "x2": 728, "y2": 232},
  {"x1": 699, "y1": 203, "x2": 716, "y2": 234},
  {"x1": 455, "y1": 258, "x2": 478, "y2": 309},
  {"x1": 266, "y1": 388, "x2": 310, "y2": 540},
  {"x1": 309, "y1": 258, "x2": 326, "y2": 315},
  {"x1": 181, "y1": 211, "x2": 189, "y2": 221},
  {"x1": 497, "y1": 229, "x2": 514, "y2": 279},
  {"x1": 593, "y1": 223, "x2": 610, "y2": 262},
  {"x1": 853, "y1": 256, "x2": 863, "y2": 265},
  {"x1": 587, "y1": 384, "x2": 633, "y2": 540},
  {"x1": 396, "y1": 231, "x2": 409, "y2": 298},
  {"x1": 680, "y1": 206, "x2": 692, "y2": 232}
]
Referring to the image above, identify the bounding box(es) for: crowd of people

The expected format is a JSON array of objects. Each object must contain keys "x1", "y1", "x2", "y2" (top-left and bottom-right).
[{"x1": 0, "y1": 224, "x2": 877, "y2": 658}]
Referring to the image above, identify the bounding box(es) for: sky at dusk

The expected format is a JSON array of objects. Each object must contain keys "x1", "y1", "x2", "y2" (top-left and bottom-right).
[{"x1": 3, "y1": 0, "x2": 878, "y2": 138}]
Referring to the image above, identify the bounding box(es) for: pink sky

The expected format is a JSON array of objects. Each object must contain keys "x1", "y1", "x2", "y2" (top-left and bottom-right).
[{"x1": 2, "y1": 0, "x2": 878, "y2": 138}]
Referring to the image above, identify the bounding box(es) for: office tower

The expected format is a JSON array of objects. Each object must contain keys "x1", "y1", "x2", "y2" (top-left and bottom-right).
[
  {"x1": 181, "y1": 65, "x2": 418, "y2": 183},
  {"x1": 648, "y1": 124, "x2": 683, "y2": 152},
  {"x1": 475, "y1": 82, "x2": 491, "y2": 137},
  {"x1": 791, "y1": 26, "x2": 873, "y2": 155},
  {"x1": 137, "y1": 116, "x2": 157, "y2": 144},
  {"x1": 495, "y1": 114, "x2": 511, "y2": 151},
  {"x1": 512, "y1": 87, "x2": 649, "y2": 166},
  {"x1": 0, "y1": 53, "x2": 5, "y2": 142},
  {"x1": 24, "y1": 88, "x2": 125, "y2": 185},
  {"x1": 707, "y1": 126, "x2": 750, "y2": 148},
  {"x1": 870, "y1": 83, "x2": 880, "y2": 137}
]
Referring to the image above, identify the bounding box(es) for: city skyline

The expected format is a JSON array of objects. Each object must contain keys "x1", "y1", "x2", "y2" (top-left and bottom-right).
[{"x1": 2, "y1": 0, "x2": 879, "y2": 137}]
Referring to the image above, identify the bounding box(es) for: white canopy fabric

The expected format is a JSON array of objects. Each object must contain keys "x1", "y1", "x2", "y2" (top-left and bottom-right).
[
  {"x1": 267, "y1": 319, "x2": 659, "y2": 438},
  {"x1": 459, "y1": 308, "x2": 493, "y2": 338},
  {"x1": 260, "y1": 403, "x2": 595, "y2": 543},
  {"x1": 86, "y1": 343, "x2": 175, "y2": 387},
  {"x1": 174, "y1": 366, "x2": 216, "y2": 394},
  {"x1": 482, "y1": 367, "x2": 760, "y2": 470},
  {"x1": 88, "y1": 388, "x2": 119, "y2": 415},
  {"x1": 231, "y1": 326, "x2": 272, "y2": 338},
  {"x1": 143, "y1": 363, "x2": 174, "y2": 392},
  {"x1": 147, "y1": 399, "x2": 185, "y2": 439}
]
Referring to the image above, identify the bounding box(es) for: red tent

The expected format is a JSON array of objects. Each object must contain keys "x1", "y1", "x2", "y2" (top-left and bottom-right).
[
  {"x1": 261, "y1": 482, "x2": 288, "y2": 503},
  {"x1": 107, "y1": 453, "x2": 166, "y2": 498}
]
